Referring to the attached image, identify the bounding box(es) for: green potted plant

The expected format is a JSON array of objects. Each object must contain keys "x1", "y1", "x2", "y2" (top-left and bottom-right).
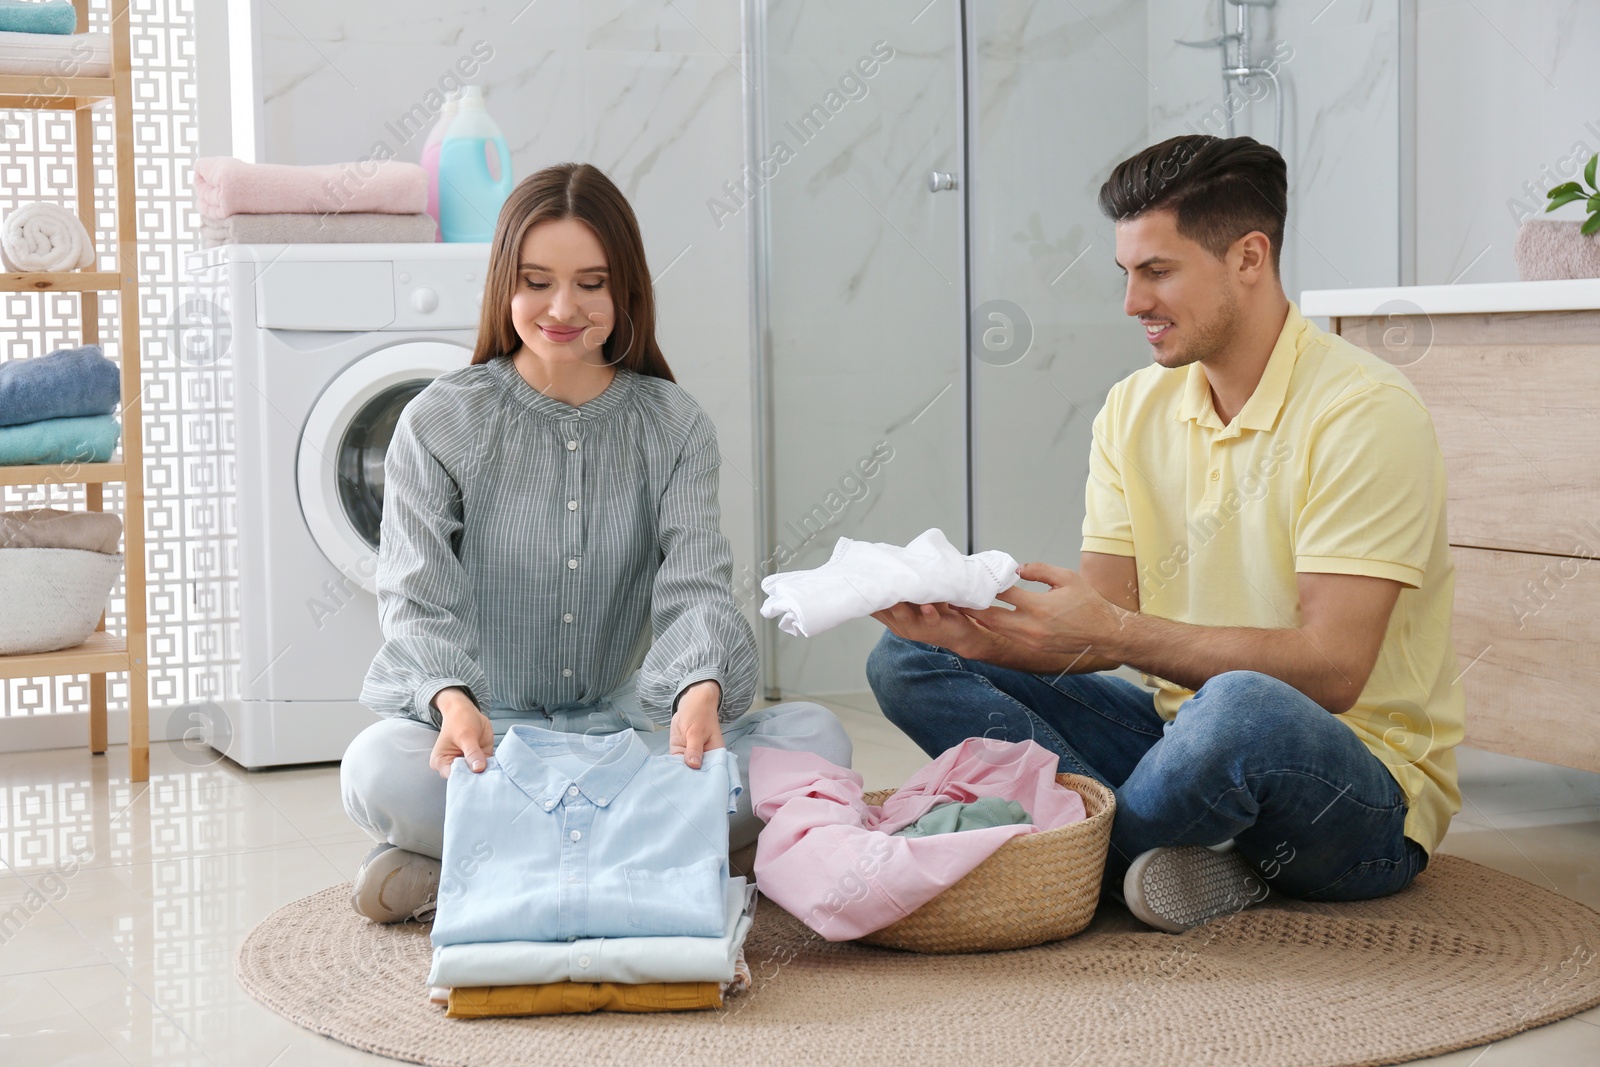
[{"x1": 1516, "y1": 152, "x2": 1600, "y2": 280}]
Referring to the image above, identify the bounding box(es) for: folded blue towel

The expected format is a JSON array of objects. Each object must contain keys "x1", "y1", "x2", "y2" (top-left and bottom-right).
[
  {"x1": 0, "y1": 415, "x2": 119, "y2": 466},
  {"x1": 0, "y1": 1, "x2": 76, "y2": 34},
  {"x1": 0, "y1": 345, "x2": 120, "y2": 427}
]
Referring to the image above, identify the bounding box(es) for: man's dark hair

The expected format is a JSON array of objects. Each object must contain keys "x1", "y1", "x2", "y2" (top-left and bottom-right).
[{"x1": 1098, "y1": 135, "x2": 1288, "y2": 273}]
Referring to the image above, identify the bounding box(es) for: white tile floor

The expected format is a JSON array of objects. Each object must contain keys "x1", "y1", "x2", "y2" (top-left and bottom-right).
[{"x1": 2, "y1": 693, "x2": 1597, "y2": 1065}]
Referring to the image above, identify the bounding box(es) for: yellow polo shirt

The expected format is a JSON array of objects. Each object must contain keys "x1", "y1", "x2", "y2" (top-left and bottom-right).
[{"x1": 1082, "y1": 301, "x2": 1462, "y2": 854}]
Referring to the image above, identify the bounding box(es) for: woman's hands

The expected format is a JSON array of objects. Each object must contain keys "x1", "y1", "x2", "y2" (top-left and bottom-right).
[
  {"x1": 426, "y1": 681, "x2": 730, "y2": 777},
  {"x1": 429, "y1": 686, "x2": 495, "y2": 778},
  {"x1": 669, "y1": 680, "x2": 725, "y2": 770}
]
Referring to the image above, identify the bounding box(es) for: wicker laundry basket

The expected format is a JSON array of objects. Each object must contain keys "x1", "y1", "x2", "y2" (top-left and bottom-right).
[
  {"x1": 0, "y1": 548, "x2": 123, "y2": 655},
  {"x1": 857, "y1": 773, "x2": 1116, "y2": 953}
]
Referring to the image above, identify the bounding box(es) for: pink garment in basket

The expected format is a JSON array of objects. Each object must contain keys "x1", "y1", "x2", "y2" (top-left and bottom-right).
[
  {"x1": 193, "y1": 157, "x2": 428, "y2": 219},
  {"x1": 750, "y1": 738, "x2": 1087, "y2": 941}
]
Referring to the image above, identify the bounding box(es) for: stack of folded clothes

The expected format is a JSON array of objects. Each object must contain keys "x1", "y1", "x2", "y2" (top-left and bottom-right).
[
  {"x1": 0, "y1": 506, "x2": 122, "y2": 553},
  {"x1": 0, "y1": 1, "x2": 111, "y2": 80},
  {"x1": 193, "y1": 157, "x2": 436, "y2": 246},
  {"x1": 425, "y1": 724, "x2": 758, "y2": 1019},
  {"x1": 0, "y1": 345, "x2": 121, "y2": 466}
]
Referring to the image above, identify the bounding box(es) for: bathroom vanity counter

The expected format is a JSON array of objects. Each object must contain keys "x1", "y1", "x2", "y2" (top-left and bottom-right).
[
  {"x1": 1302, "y1": 278, "x2": 1600, "y2": 317},
  {"x1": 1300, "y1": 283, "x2": 1600, "y2": 773}
]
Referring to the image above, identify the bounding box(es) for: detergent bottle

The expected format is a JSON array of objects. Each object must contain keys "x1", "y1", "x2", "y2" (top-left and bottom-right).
[
  {"x1": 419, "y1": 94, "x2": 459, "y2": 242},
  {"x1": 437, "y1": 86, "x2": 513, "y2": 243}
]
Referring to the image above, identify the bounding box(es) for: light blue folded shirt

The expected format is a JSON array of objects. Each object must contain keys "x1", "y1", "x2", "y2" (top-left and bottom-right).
[
  {"x1": 429, "y1": 723, "x2": 741, "y2": 946},
  {"x1": 428, "y1": 878, "x2": 757, "y2": 987}
]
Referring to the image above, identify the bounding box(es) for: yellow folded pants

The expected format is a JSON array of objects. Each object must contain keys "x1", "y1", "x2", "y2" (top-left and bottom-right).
[{"x1": 447, "y1": 982, "x2": 724, "y2": 1018}]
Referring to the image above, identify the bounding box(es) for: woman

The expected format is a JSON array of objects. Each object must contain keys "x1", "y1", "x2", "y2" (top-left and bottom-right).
[{"x1": 340, "y1": 163, "x2": 851, "y2": 923}]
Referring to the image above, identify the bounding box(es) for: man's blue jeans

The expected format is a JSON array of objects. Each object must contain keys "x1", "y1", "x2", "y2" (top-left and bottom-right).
[{"x1": 866, "y1": 632, "x2": 1428, "y2": 901}]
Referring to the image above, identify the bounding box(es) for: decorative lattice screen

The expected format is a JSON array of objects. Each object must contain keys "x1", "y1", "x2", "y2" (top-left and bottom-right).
[{"x1": 0, "y1": 0, "x2": 234, "y2": 730}]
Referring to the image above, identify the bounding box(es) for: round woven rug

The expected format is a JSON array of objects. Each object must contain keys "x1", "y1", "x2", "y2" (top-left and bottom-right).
[{"x1": 236, "y1": 854, "x2": 1600, "y2": 1067}]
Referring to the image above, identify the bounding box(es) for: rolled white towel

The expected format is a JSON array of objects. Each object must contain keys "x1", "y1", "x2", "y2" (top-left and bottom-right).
[{"x1": 1, "y1": 203, "x2": 96, "y2": 273}]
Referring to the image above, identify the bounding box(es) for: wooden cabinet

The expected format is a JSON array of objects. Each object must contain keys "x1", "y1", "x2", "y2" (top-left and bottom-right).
[
  {"x1": 1330, "y1": 307, "x2": 1600, "y2": 773},
  {"x1": 0, "y1": 0, "x2": 149, "y2": 779}
]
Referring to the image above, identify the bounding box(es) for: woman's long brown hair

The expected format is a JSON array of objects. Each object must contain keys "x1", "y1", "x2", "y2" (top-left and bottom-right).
[{"x1": 470, "y1": 163, "x2": 675, "y2": 382}]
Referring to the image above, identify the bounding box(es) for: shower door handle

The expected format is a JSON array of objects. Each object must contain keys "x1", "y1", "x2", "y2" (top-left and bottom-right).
[{"x1": 928, "y1": 171, "x2": 959, "y2": 192}]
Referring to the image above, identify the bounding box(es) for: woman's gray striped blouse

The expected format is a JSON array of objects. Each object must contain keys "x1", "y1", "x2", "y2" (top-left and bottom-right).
[{"x1": 359, "y1": 356, "x2": 759, "y2": 728}]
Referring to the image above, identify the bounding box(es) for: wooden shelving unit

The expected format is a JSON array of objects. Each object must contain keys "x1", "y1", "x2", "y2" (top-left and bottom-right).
[{"x1": 0, "y1": 0, "x2": 149, "y2": 780}]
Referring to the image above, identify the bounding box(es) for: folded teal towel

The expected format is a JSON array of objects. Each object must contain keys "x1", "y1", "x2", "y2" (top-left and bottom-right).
[
  {"x1": 0, "y1": 1, "x2": 76, "y2": 34},
  {"x1": 0, "y1": 345, "x2": 120, "y2": 427},
  {"x1": 0, "y1": 415, "x2": 119, "y2": 466}
]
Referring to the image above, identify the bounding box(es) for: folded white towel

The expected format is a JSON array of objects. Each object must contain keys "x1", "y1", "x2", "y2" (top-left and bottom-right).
[
  {"x1": 0, "y1": 30, "x2": 110, "y2": 78},
  {"x1": 1, "y1": 203, "x2": 95, "y2": 273},
  {"x1": 760, "y1": 528, "x2": 1021, "y2": 638}
]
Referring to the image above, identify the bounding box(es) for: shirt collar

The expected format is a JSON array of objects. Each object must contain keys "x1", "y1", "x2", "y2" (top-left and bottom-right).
[
  {"x1": 1174, "y1": 301, "x2": 1306, "y2": 437},
  {"x1": 487, "y1": 355, "x2": 638, "y2": 424},
  {"x1": 495, "y1": 723, "x2": 649, "y2": 812}
]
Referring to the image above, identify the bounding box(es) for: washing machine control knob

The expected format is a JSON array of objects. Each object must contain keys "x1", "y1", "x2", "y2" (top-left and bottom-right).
[{"x1": 410, "y1": 287, "x2": 439, "y2": 314}]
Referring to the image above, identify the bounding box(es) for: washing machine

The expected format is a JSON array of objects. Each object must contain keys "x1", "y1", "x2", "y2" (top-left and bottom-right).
[{"x1": 185, "y1": 243, "x2": 489, "y2": 767}]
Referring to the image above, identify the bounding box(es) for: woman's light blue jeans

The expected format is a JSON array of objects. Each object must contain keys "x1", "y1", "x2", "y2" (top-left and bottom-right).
[
  {"x1": 866, "y1": 632, "x2": 1428, "y2": 902},
  {"x1": 341, "y1": 671, "x2": 852, "y2": 859}
]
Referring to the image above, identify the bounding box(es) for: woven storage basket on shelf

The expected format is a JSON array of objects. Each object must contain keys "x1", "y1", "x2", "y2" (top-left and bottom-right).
[
  {"x1": 0, "y1": 548, "x2": 124, "y2": 655},
  {"x1": 856, "y1": 772, "x2": 1116, "y2": 954}
]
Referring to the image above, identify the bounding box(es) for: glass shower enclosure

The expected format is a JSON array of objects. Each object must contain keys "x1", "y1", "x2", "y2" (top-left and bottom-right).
[{"x1": 746, "y1": 0, "x2": 1408, "y2": 699}]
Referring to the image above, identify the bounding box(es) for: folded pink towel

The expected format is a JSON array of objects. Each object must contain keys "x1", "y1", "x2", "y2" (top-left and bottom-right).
[{"x1": 193, "y1": 157, "x2": 428, "y2": 219}]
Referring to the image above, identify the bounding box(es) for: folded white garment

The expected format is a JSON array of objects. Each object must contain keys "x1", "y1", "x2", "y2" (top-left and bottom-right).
[
  {"x1": 426, "y1": 877, "x2": 757, "y2": 988},
  {"x1": 0, "y1": 30, "x2": 111, "y2": 78},
  {"x1": 759, "y1": 528, "x2": 1020, "y2": 638},
  {"x1": 1, "y1": 203, "x2": 95, "y2": 273}
]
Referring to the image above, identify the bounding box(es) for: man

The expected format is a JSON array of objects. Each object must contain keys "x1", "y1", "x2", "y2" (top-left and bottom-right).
[{"x1": 867, "y1": 135, "x2": 1462, "y2": 932}]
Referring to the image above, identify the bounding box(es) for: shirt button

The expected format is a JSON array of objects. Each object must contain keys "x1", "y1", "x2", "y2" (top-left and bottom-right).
[
  {"x1": 1209, "y1": 469, "x2": 1220, "y2": 482},
  {"x1": 567, "y1": 500, "x2": 577, "y2": 511},
  {"x1": 544, "y1": 800, "x2": 554, "y2": 810},
  {"x1": 578, "y1": 955, "x2": 591, "y2": 967},
  {"x1": 567, "y1": 558, "x2": 578, "y2": 569},
  {"x1": 596, "y1": 797, "x2": 607, "y2": 805},
  {"x1": 562, "y1": 612, "x2": 574, "y2": 624},
  {"x1": 569, "y1": 829, "x2": 581, "y2": 842},
  {"x1": 567, "y1": 785, "x2": 579, "y2": 796},
  {"x1": 562, "y1": 667, "x2": 573, "y2": 678},
  {"x1": 566, "y1": 439, "x2": 578, "y2": 451}
]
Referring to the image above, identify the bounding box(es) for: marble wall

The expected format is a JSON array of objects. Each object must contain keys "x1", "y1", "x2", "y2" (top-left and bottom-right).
[{"x1": 1415, "y1": 0, "x2": 1600, "y2": 284}]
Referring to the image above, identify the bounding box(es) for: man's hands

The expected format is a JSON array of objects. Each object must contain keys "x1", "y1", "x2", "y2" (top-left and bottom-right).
[
  {"x1": 873, "y1": 557, "x2": 1134, "y2": 676},
  {"x1": 871, "y1": 600, "x2": 1001, "y2": 661},
  {"x1": 670, "y1": 680, "x2": 726, "y2": 770},
  {"x1": 430, "y1": 686, "x2": 494, "y2": 778},
  {"x1": 960, "y1": 562, "x2": 1126, "y2": 657}
]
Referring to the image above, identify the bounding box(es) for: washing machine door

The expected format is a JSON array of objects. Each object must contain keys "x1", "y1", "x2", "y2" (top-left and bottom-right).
[{"x1": 297, "y1": 340, "x2": 471, "y2": 593}]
